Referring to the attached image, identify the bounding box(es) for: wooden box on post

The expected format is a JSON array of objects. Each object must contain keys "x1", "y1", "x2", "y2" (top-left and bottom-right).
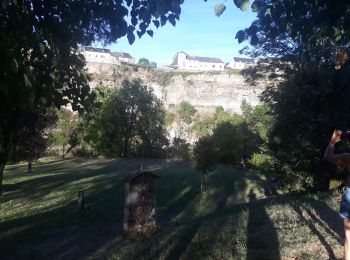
[{"x1": 123, "y1": 171, "x2": 159, "y2": 236}]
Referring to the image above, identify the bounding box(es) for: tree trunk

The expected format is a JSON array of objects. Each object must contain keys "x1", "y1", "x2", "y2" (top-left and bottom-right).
[
  {"x1": 27, "y1": 161, "x2": 32, "y2": 173},
  {"x1": 78, "y1": 191, "x2": 85, "y2": 211},
  {"x1": 123, "y1": 138, "x2": 129, "y2": 157},
  {"x1": 62, "y1": 144, "x2": 66, "y2": 159},
  {"x1": 0, "y1": 163, "x2": 5, "y2": 196}
]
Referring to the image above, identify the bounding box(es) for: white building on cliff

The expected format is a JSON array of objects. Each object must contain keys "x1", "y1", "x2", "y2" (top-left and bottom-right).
[
  {"x1": 227, "y1": 57, "x2": 256, "y2": 70},
  {"x1": 170, "y1": 52, "x2": 225, "y2": 71},
  {"x1": 81, "y1": 47, "x2": 135, "y2": 65}
]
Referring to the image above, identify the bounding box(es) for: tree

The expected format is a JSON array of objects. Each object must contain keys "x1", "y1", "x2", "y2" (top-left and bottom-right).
[
  {"x1": 174, "y1": 101, "x2": 197, "y2": 139},
  {"x1": 84, "y1": 79, "x2": 168, "y2": 158},
  {"x1": 150, "y1": 61, "x2": 157, "y2": 68},
  {"x1": 177, "y1": 101, "x2": 196, "y2": 125},
  {"x1": 229, "y1": 0, "x2": 350, "y2": 190},
  {"x1": 191, "y1": 115, "x2": 214, "y2": 139},
  {"x1": 193, "y1": 135, "x2": 216, "y2": 192},
  {"x1": 52, "y1": 109, "x2": 81, "y2": 158},
  {"x1": 138, "y1": 58, "x2": 150, "y2": 66},
  {"x1": 0, "y1": 0, "x2": 184, "y2": 194},
  {"x1": 11, "y1": 109, "x2": 57, "y2": 173}
]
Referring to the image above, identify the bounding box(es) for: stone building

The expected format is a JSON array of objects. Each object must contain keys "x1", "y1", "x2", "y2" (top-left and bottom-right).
[
  {"x1": 81, "y1": 47, "x2": 135, "y2": 65},
  {"x1": 227, "y1": 57, "x2": 256, "y2": 70},
  {"x1": 170, "y1": 52, "x2": 225, "y2": 71},
  {"x1": 112, "y1": 52, "x2": 135, "y2": 64},
  {"x1": 81, "y1": 46, "x2": 120, "y2": 65}
]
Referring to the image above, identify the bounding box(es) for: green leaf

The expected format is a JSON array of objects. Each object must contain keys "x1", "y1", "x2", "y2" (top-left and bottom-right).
[
  {"x1": 127, "y1": 32, "x2": 135, "y2": 44},
  {"x1": 160, "y1": 15, "x2": 167, "y2": 26},
  {"x1": 23, "y1": 73, "x2": 32, "y2": 88},
  {"x1": 147, "y1": 30, "x2": 153, "y2": 37},
  {"x1": 214, "y1": 4, "x2": 226, "y2": 17},
  {"x1": 153, "y1": 20, "x2": 160, "y2": 28}
]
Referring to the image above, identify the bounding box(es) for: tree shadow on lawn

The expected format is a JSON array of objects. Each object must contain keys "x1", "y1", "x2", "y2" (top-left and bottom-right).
[
  {"x1": 0, "y1": 181, "x2": 124, "y2": 260},
  {"x1": 246, "y1": 189, "x2": 281, "y2": 260},
  {"x1": 2, "y1": 158, "x2": 174, "y2": 203},
  {"x1": 3, "y1": 159, "x2": 344, "y2": 259},
  {"x1": 0, "y1": 159, "x2": 196, "y2": 259}
]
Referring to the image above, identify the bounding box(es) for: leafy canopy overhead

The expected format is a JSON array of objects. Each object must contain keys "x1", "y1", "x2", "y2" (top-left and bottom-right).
[
  {"x1": 0, "y1": 0, "x2": 184, "y2": 112},
  {"x1": 214, "y1": 0, "x2": 350, "y2": 48},
  {"x1": 0, "y1": 0, "x2": 184, "y2": 194}
]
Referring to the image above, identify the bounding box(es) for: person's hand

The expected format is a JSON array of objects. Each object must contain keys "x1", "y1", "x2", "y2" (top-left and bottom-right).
[{"x1": 330, "y1": 129, "x2": 342, "y2": 146}]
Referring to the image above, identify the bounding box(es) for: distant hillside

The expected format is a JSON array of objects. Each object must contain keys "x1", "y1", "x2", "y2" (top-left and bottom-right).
[{"x1": 86, "y1": 62, "x2": 267, "y2": 114}]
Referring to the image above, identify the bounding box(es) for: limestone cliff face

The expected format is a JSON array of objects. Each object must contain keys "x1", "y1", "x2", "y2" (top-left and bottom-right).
[{"x1": 87, "y1": 63, "x2": 266, "y2": 114}]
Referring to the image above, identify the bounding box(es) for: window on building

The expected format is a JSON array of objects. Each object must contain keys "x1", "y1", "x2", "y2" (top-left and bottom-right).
[{"x1": 212, "y1": 65, "x2": 215, "y2": 68}]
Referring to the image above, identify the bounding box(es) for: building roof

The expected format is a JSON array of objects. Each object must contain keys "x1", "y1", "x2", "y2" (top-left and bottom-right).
[
  {"x1": 112, "y1": 52, "x2": 134, "y2": 59},
  {"x1": 233, "y1": 57, "x2": 255, "y2": 63},
  {"x1": 187, "y1": 54, "x2": 224, "y2": 64},
  {"x1": 83, "y1": 46, "x2": 110, "y2": 53},
  {"x1": 170, "y1": 52, "x2": 224, "y2": 66},
  {"x1": 123, "y1": 171, "x2": 160, "y2": 183}
]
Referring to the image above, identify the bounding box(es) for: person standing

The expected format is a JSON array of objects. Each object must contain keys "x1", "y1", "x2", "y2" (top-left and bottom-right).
[{"x1": 324, "y1": 130, "x2": 350, "y2": 260}]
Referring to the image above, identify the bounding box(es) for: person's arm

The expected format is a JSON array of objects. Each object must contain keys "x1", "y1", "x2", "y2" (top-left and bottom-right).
[{"x1": 324, "y1": 130, "x2": 350, "y2": 166}]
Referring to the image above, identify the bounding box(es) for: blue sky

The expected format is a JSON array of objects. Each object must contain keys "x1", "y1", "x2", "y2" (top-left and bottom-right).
[{"x1": 107, "y1": 1, "x2": 257, "y2": 67}]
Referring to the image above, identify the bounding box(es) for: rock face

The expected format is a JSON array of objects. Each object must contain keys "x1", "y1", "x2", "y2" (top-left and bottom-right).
[{"x1": 87, "y1": 63, "x2": 266, "y2": 114}]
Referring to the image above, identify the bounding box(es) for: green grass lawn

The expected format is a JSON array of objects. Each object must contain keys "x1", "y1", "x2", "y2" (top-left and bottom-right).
[{"x1": 0, "y1": 158, "x2": 345, "y2": 259}]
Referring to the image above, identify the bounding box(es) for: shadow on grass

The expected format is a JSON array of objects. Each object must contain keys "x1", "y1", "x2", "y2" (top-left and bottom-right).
[
  {"x1": 0, "y1": 182, "x2": 123, "y2": 260},
  {"x1": 2, "y1": 159, "x2": 344, "y2": 259},
  {"x1": 0, "y1": 159, "x2": 199, "y2": 259},
  {"x1": 246, "y1": 189, "x2": 280, "y2": 260}
]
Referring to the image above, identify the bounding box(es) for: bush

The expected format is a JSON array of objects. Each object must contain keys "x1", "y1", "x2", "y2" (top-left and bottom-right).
[{"x1": 249, "y1": 153, "x2": 274, "y2": 171}]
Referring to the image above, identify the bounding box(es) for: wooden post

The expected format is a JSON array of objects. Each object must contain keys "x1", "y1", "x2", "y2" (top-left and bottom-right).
[
  {"x1": 27, "y1": 161, "x2": 32, "y2": 173},
  {"x1": 78, "y1": 191, "x2": 85, "y2": 211},
  {"x1": 123, "y1": 183, "x2": 130, "y2": 232}
]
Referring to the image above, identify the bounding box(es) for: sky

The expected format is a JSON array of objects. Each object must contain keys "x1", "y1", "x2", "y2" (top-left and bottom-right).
[{"x1": 105, "y1": 1, "x2": 257, "y2": 67}]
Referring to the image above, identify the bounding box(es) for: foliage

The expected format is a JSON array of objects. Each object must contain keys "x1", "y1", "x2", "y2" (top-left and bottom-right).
[
  {"x1": 212, "y1": 121, "x2": 259, "y2": 165},
  {"x1": 191, "y1": 115, "x2": 214, "y2": 138},
  {"x1": 149, "y1": 61, "x2": 157, "y2": 68},
  {"x1": 193, "y1": 135, "x2": 216, "y2": 173},
  {"x1": 164, "y1": 112, "x2": 176, "y2": 127},
  {"x1": 228, "y1": 0, "x2": 350, "y2": 191},
  {"x1": 177, "y1": 101, "x2": 197, "y2": 125},
  {"x1": 51, "y1": 109, "x2": 81, "y2": 158},
  {"x1": 152, "y1": 71, "x2": 175, "y2": 86},
  {"x1": 0, "y1": 0, "x2": 184, "y2": 194},
  {"x1": 190, "y1": 104, "x2": 271, "y2": 167},
  {"x1": 193, "y1": 135, "x2": 216, "y2": 191},
  {"x1": 167, "y1": 137, "x2": 191, "y2": 161},
  {"x1": 11, "y1": 108, "x2": 57, "y2": 163},
  {"x1": 83, "y1": 80, "x2": 168, "y2": 158},
  {"x1": 138, "y1": 58, "x2": 150, "y2": 66},
  {"x1": 249, "y1": 153, "x2": 274, "y2": 171}
]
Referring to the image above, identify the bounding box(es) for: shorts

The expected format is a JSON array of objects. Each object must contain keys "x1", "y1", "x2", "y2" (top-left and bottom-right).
[{"x1": 340, "y1": 188, "x2": 350, "y2": 219}]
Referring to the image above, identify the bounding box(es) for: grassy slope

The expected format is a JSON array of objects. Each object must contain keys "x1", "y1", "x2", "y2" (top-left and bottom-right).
[{"x1": 0, "y1": 159, "x2": 344, "y2": 259}]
